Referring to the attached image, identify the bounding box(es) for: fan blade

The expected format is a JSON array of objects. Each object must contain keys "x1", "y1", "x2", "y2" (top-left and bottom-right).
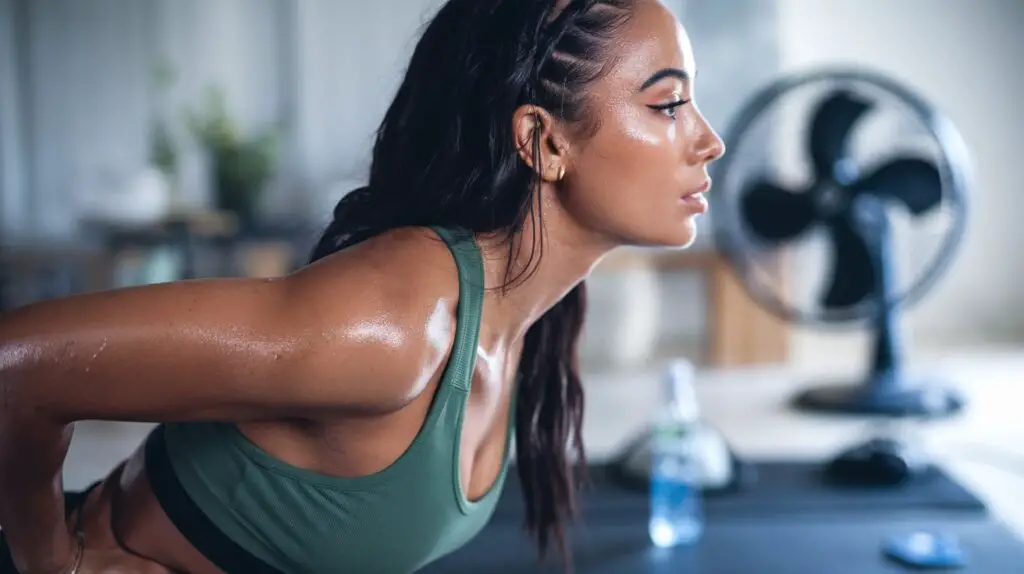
[
  {"x1": 809, "y1": 90, "x2": 873, "y2": 179},
  {"x1": 821, "y1": 215, "x2": 876, "y2": 309},
  {"x1": 739, "y1": 181, "x2": 817, "y2": 242},
  {"x1": 853, "y1": 158, "x2": 943, "y2": 216}
]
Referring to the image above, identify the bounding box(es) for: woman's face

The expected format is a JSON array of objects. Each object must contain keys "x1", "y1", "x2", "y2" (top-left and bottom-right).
[{"x1": 559, "y1": 0, "x2": 725, "y2": 249}]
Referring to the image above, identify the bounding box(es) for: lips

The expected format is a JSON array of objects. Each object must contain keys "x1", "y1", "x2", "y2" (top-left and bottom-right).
[
  {"x1": 680, "y1": 179, "x2": 711, "y2": 214},
  {"x1": 685, "y1": 179, "x2": 711, "y2": 197}
]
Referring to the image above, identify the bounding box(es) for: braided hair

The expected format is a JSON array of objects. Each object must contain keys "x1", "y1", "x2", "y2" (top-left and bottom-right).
[{"x1": 310, "y1": 0, "x2": 635, "y2": 566}]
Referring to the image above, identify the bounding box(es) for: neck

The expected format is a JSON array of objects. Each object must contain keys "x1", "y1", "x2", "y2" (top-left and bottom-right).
[{"x1": 475, "y1": 194, "x2": 617, "y2": 347}]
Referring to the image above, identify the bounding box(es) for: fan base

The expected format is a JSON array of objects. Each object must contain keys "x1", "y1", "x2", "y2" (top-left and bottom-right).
[{"x1": 792, "y1": 382, "x2": 965, "y2": 418}]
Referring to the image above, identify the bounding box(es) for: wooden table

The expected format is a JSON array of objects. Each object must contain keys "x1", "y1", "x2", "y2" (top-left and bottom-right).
[{"x1": 596, "y1": 247, "x2": 790, "y2": 367}]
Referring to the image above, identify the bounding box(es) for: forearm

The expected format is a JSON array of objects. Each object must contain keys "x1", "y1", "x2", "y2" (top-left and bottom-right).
[{"x1": 0, "y1": 410, "x2": 76, "y2": 573}]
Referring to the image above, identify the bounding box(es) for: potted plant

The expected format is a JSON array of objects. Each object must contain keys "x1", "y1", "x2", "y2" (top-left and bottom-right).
[{"x1": 186, "y1": 87, "x2": 281, "y2": 228}]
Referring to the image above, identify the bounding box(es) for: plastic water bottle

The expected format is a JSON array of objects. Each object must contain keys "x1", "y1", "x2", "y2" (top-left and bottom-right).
[{"x1": 648, "y1": 359, "x2": 704, "y2": 548}]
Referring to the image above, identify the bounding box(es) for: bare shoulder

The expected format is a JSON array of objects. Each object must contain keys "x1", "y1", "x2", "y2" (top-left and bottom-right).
[
  {"x1": 296, "y1": 226, "x2": 460, "y2": 321},
  {"x1": 282, "y1": 227, "x2": 463, "y2": 412},
  {"x1": 312, "y1": 226, "x2": 459, "y2": 281}
]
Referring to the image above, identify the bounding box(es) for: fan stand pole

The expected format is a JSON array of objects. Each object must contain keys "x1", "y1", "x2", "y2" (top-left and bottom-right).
[{"x1": 792, "y1": 199, "x2": 965, "y2": 418}]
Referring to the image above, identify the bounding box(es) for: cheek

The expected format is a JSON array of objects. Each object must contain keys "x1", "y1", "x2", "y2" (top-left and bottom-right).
[
  {"x1": 580, "y1": 106, "x2": 683, "y2": 197},
  {"x1": 564, "y1": 108, "x2": 682, "y2": 222},
  {"x1": 618, "y1": 104, "x2": 677, "y2": 150},
  {"x1": 621, "y1": 107, "x2": 671, "y2": 147},
  {"x1": 590, "y1": 106, "x2": 677, "y2": 170}
]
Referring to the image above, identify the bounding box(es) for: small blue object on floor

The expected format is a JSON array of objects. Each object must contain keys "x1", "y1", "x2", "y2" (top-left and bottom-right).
[{"x1": 883, "y1": 531, "x2": 967, "y2": 570}]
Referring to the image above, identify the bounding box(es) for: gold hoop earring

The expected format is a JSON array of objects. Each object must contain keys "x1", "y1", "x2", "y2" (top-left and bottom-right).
[{"x1": 557, "y1": 165, "x2": 566, "y2": 182}]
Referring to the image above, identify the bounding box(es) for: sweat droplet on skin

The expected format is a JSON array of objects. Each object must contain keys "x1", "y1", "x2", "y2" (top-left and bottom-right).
[{"x1": 91, "y1": 340, "x2": 108, "y2": 361}]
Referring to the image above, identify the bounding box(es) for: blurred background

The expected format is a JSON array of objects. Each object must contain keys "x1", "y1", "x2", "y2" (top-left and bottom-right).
[
  {"x1": 2, "y1": 0, "x2": 1024, "y2": 565},
  {"x1": 1, "y1": 0, "x2": 1022, "y2": 368}
]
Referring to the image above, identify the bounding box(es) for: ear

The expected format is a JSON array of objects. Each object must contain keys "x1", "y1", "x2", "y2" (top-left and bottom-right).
[{"x1": 512, "y1": 104, "x2": 571, "y2": 183}]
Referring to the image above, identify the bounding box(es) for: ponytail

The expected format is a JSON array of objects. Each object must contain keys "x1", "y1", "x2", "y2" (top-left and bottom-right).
[{"x1": 516, "y1": 282, "x2": 588, "y2": 564}]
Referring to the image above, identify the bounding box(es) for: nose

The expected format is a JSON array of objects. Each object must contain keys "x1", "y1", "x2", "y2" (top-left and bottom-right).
[{"x1": 697, "y1": 123, "x2": 726, "y2": 165}]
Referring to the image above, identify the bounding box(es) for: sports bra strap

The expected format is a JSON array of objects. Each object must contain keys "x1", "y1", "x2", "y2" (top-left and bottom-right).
[{"x1": 429, "y1": 227, "x2": 485, "y2": 393}]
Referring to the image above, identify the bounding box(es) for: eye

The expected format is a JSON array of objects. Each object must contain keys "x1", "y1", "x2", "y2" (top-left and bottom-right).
[{"x1": 648, "y1": 99, "x2": 690, "y2": 120}]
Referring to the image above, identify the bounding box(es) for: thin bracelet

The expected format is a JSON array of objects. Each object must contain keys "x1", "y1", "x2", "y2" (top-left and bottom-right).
[
  {"x1": 65, "y1": 502, "x2": 87, "y2": 574},
  {"x1": 64, "y1": 529, "x2": 85, "y2": 574}
]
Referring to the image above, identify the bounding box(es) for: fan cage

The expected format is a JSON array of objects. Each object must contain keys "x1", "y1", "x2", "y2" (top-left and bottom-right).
[{"x1": 710, "y1": 67, "x2": 972, "y2": 326}]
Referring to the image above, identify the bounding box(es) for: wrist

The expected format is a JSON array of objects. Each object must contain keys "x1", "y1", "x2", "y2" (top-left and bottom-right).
[{"x1": 10, "y1": 530, "x2": 78, "y2": 574}]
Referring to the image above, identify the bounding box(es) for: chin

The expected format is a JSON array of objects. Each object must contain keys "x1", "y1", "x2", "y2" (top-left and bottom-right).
[
  {"x1": 659, "y1": 214, "x2": 700, "y2": 248},
  {"x1": 667, "y1": 218, "x2": 699, "y2": 248},
  {"x1": 621, "y1": 217, "x2": 699, "y2": 249}
]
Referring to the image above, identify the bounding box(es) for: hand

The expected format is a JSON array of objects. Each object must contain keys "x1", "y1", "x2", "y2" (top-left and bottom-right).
[
  {"x1": 65, "y1": 484, "x2": 172, "y2": 574},
  {"x1": 6, "y1": 532, "x2": 79, "y2": 574},
  {"x1": 2, "y1": 507, "x2": 79, "y2": 574}
]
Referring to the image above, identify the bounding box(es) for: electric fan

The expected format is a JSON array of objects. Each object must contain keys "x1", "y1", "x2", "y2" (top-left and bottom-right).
[{"x1": 710, "y1": 67, "x2": 973, "y2": 418}]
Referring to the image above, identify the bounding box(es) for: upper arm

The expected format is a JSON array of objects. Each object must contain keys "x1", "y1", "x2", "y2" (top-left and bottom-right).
[{"x1": 0, "y1": 228, "x2": 460, "y2": 423}]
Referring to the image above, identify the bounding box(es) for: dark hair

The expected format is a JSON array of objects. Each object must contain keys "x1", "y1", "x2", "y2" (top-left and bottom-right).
[{"x1": 310, "y1": 0, "x2": 633, "y2": 564}]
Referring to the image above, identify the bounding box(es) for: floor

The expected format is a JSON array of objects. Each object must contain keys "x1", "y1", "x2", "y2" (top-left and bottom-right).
[{"x1": 63, "y1": 346, "x2": 1024, "y2": 541}]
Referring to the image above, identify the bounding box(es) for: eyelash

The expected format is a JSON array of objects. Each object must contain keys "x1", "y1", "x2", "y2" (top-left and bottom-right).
[{"x1": 648, "y1": 99, "x2": 690, "y2": 119}]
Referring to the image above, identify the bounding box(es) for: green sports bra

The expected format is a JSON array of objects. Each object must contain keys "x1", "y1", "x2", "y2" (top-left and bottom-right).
[{"x1": 158, "y1": 227, "x2": 514, "y2": 573}]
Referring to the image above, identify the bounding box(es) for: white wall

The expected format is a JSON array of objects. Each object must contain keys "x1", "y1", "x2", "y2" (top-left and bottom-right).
[
  {"x1": 1, "y1": 0, "x2": 287, "y2": 238},
  {"x1": 774, "y1": 0, "x2": 1024, "y2": 363},
  {"x1": 290, "y1": 0, "x2": 445, "y2": 221},
  {"x1": 0, "y1": 0, "x2": 25, "y2": 238},
  {"x1": 19, "y1": 0, "x2": 155, "y2": 238}
]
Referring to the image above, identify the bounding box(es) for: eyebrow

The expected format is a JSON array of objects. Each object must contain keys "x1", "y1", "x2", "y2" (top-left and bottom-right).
[{"x1": 640, "y1": 68, "x2": 691, "y2": 92}]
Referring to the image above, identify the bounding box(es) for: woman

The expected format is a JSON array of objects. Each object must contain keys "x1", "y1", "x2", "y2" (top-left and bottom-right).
[{"x1": 0, "y1": 0, "x2": 723, "y2": 571}]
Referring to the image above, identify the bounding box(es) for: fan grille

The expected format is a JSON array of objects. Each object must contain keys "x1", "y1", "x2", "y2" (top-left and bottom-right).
[{"x1": 710, "y1": 69, "x2": 970, "y2": 325}]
